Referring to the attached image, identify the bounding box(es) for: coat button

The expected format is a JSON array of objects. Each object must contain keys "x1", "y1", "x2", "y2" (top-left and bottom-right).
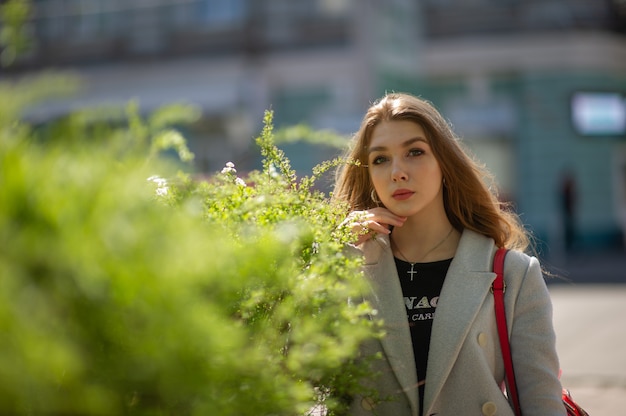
[
  {"x1": 478, "y1": 332, "x2": 488, "y2": 347},
  {"x1": 361, "y1": 397, "x2": 376, "y2": 411},
  {"x1": 482, "y1": 401, "x2": 497, "y2": 415}
]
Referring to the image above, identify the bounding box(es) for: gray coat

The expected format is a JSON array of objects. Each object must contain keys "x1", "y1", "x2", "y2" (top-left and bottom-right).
[{"x1": 349, "y1": 229, "x2": 566, "y2": 416}]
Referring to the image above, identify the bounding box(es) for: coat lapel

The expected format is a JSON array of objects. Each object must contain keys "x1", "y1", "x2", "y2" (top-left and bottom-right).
[
  {"x1": 422, "y1": 230, "x2": 497, "y2": 415},
  {"x1": 361, "y1": 234, "x2": 419, "y2": 416}
]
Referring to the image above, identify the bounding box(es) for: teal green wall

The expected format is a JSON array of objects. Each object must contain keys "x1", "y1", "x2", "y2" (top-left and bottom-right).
[
  {"x1": 517, "y1": 71, "x2": 625, "y2": 249},
  {"x1": 268, "y1": 86, "x2": 339, "y2": 181}
]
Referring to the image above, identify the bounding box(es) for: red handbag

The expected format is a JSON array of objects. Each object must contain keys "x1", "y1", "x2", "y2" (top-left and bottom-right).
[{"x1": 492, "y1": 248, "x2": 589, "y2": 416}]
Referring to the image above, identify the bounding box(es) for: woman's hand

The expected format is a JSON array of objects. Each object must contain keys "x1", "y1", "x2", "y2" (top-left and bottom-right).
[{"x1": 341, "y1": 208, "x2": 407, "y2": 245}]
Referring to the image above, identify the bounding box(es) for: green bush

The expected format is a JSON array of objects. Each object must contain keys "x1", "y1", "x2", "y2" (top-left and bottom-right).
[{"x1": 0, "y1": 75, "x2": 379, "y2": 415}]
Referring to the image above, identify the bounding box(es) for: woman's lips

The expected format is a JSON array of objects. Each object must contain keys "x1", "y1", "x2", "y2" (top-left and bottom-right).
[{"x1": 392, "y1": 189, "x2": 414, "y2": 200}]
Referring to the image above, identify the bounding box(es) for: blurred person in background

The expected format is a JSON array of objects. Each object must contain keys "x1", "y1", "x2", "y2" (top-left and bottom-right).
[{"x1": 559, "y1": 168, "x2": 578, "y2": 253}]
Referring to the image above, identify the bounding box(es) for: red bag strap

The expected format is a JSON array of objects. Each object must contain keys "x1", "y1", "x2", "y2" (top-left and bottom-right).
[{"x1": 493, "y1": 248, "x2": 523, "y2": 416}]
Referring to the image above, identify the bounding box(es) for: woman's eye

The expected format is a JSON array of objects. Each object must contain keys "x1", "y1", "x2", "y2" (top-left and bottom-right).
[
  {"x1": 372, "y1": 155, "x2": 387, "y2": 165},
  {"x1": 408, "y1": 148, "x2": 424, "y2": 157}
]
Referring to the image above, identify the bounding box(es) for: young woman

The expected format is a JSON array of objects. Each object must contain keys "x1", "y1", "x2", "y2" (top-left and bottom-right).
[{"x1": 333, "y1": 93, "x2": 565, "y2": 416}]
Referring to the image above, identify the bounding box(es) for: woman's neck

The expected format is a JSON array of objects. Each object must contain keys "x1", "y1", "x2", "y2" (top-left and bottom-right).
[{"x1": 390, "y1": 215, "x2": 460, "y2": 263}]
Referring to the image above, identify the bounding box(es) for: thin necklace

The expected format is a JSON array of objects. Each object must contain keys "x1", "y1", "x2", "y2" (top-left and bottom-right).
[{"x1": 392, "y1": 227, "x2": 454, "y2": 281}]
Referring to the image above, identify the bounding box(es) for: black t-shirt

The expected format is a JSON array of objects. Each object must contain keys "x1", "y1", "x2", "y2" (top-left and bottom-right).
[{"x1": 394, "y1": 257, "x2": 452, "y2": 415}]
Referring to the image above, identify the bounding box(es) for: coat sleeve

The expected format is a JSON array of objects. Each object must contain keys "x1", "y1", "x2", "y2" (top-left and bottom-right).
[{"x1": 507, "y1": 255, "x2": 566, "y2": 416}]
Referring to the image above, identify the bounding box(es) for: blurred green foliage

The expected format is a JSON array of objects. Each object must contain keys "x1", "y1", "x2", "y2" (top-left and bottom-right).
[
  {"x1": 0, "y1": 0, "x2": 31, "y2": 67},
  {"x1": 274, "y1": 124, "x2": 348, "y2": 150},
  {"x1": 0, "y1": 73, "x2": 380, "y2": 415}
]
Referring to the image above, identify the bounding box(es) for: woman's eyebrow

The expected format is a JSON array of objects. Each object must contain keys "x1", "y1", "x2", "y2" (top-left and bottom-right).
[{"x1": 368, "y1": 137, "x2": 427, "y2": 154}]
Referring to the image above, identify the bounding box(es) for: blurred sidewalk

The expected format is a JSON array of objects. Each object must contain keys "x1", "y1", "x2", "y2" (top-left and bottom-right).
[
  {"x1": 549, "y1": 283, "x2": 626, "y2": 414},
  {"x1": 546, "y1": 247, "x2": 625, "y2": 414}
]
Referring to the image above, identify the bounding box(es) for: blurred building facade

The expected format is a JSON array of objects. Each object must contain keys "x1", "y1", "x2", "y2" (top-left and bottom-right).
[
  {"x1": 3, "y1": 0, "x2": 626, "y2": 252},
  {"x1": 411, "y1": 0, "x2": 626, "y2": 254},
  {"x1": 9, "y1": 0, "x2": 413, "y2": 174}
]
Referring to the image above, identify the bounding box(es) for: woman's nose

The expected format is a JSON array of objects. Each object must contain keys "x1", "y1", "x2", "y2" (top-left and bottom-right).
[{"x1": 391, "y1": 162, "x2": 408, "y2": 182}]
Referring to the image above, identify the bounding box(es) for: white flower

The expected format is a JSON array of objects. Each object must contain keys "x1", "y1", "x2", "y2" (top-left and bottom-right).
[
  {"x1": 221, "y1": 161, "x2": 237, "y2": 175},
  {"x1": 147, "y1": 175, "x2": 167, "y2": 186},
  {"x1": 269, "y1": 164, "x2": 279, "y2": 178},
  {"x1": 147, "y1": 175, "x2": 169, "y2": 196},
  {"x1": 220, "y1": 162, "x2": 246, "y2": 186}
]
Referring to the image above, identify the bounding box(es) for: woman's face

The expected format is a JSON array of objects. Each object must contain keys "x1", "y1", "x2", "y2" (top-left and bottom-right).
[{"x1": 367, "y1": 120, "x2": 444, "y2": 219}]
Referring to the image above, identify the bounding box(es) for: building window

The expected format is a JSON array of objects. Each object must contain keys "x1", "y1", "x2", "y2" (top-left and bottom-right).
[{"x1": 198, "y1": 0, "x2": 247, "y2": 26}]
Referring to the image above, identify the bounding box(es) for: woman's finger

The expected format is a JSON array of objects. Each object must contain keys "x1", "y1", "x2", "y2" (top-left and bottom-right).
[
  {"x1": 342, "y1": 209, "x2": 406, "y2": 244},
  {"x1": 366, "y1": 207, "x2": 407, "y2": 228}
]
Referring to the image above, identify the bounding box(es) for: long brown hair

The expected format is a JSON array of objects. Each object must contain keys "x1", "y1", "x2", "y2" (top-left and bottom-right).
[{"x1": 332, "y1": 92, "x2": 530, "y2": 252}]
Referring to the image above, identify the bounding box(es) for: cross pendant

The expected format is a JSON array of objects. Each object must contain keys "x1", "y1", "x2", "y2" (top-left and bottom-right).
[{"x1": 407, "y1": 263, "x2": 417, "y2": 281}]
